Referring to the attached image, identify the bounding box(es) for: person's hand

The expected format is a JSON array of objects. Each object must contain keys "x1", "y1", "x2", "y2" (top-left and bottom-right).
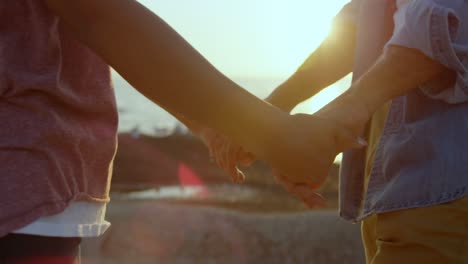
[
  {"x1": 198, "y1": 127, "x2": 255, "y2": 183},
  {"x1": 198, "y1": 124, "x2": 332, "y2": 208},
  {"x1": 198, "y1": 126, "x2": 325, "y2": 207},
  {"x1": 314, "y1": 91, "x2": 371, "y2": 137},
  {"x1": 254, "y1": 113, "x2": 365, "y2": 208},
  {"x1": 261, "y1": 112, "x2": 366, "y2": 189},
  {"x1": 263, "y1": 92, "x2": 370, "y2": 206},
  {"x1": 273, "y1": 170, "x2": 327, "y2": 208}
]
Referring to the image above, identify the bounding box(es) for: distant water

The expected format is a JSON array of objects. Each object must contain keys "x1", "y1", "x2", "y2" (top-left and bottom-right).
[
  {"x1": 112, "y1": 73, "x2": 350, "y2": 137},
  {"x1": 112, "y1": 185, "x2": 260, "y2": 201}
]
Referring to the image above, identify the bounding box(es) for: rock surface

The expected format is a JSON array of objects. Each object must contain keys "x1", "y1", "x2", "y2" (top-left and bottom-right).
[
  {"x1": 81, "y1": 200, "x2": 364, "y2": 264},
  {"x1": 84, "y1": 133, "x2": 362, "y2": 263},
  {"x1": 113, "y1": 133, "x2": 341, "y2": 207}
]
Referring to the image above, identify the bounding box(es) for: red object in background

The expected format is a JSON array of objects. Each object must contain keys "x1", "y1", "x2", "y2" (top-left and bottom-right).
[
  {"x1": 178, "y1": 162, "x2": 203, "y2": 186},
  {"x1": 177, "y1": 162, "x2": 209, "y2": 198}
]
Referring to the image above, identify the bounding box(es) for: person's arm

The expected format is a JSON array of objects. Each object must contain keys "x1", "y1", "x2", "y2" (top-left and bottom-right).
[
  {"x1": 355, "y1": 47, "x2": 449, "y2": 115},
  {"x1": 196, "y1": 2, "x2": 361, "y2": 185},
  {"x1": 44, "y1": 0, "x2": 279, "y2": 154},
  {"x1": 383, "y1": 0, "x2": 468, "y2": 104},
  {"x1": 44, "y1": 0, "x2": 364, "y2": 187},
  {"x1": 186, "y1": 2, "x2": 359, "y2": 132},
  {"x1": 266, "y1": 2, "x2": 359, "y2": 112},
  {"x1": 319, "y1": 0, "x2": 468, "y2": 131},
  {"x1": 197, "y1": 2, "x2": 360, "y2": 183},
  {"x1": 316, "y1": 46, "x2": 449, "y2": 134},
  {"x1": 197, "y1": 21, "x2": 360, "y2": 177}
]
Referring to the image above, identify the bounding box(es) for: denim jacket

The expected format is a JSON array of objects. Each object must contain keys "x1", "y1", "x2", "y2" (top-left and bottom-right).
[{"x1": 338, "y1": 0, "x2": 468, "y2": 221}]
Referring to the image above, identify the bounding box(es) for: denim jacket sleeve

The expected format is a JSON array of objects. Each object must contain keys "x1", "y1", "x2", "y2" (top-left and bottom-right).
[{"x1": 386, "y1": 0, "x2": 468, "y2": 104}]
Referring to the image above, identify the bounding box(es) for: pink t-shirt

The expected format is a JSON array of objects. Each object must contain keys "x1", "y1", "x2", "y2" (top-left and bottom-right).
[{"x1": 0, "y1": 0, "x2": 118, "y2": 236}]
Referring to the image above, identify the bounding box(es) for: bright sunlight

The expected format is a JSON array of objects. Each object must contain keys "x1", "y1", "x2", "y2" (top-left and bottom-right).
[
  {"x1": 119, "y1": 1, "x2": 351, "y2": 158},
  {"x1": 138, "y1": 1, "x2": 349, "y2": 79}
]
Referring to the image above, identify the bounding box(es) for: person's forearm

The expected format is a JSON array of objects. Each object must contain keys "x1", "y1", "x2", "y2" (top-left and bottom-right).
[
  {"x1": 266, "y1": 21, "x2": 357, "y2": 112},
  {"x1": 329, "y1": 45, "x2": 449, "y2": 132},
  {"x1": 45, "y1": 0, "x2": 282, "y2": 154},
  {"x1": 349, "y1": 46, "x2": 449, "y2": 115},
  {"x1": 173, "y1": 112, "x2": 203, "y2": 134}
]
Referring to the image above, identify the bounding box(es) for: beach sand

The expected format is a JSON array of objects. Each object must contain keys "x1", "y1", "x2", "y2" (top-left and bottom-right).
[
  {"x1": 81, "y1": 196, "x2": 364, "y2": 264},
  {"x1": 86, "y1": 134, "x2": 364, "y2": 263}
]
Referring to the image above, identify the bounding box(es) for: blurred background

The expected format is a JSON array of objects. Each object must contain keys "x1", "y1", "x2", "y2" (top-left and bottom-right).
[{"x1": 82, "y1": 1, "x2": 365, "y2": 263}]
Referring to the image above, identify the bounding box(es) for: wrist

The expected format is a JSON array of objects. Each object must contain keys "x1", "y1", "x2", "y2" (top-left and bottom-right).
[
  {"x1": 250, "y1": 107, "x2": 291, "y2": 163},
  {"x1": 232, "y1": 100, "x2": 288, "y2": 162},
  {"x1": 315, "y1": 89, "x2": 372, "y2": 136},
  {"x1": 346, "y1": 80, "x2": 389, "y2": 118},
  {"x1": 345, "y1": 89, "x2": 374, "y2": 119}
]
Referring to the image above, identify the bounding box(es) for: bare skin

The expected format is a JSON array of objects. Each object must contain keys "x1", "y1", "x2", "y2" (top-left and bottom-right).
[
  {"x1": 201, "y1": 16, "x2": 359, "y2": 181},
  {"x1": 324, "y1": 45, "x2": 449, "y2": 132},
  {"x1": 44, "y1": 0, "x2": 364, "y2": 187},
  {"x1": 199, "y1": 17, "x2": 360, "y2": 206},
  {"x1": 203, "y1": 43, "x2": 448, "y2": 207}
]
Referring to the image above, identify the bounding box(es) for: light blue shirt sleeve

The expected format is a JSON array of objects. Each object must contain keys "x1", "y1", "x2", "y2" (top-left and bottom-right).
[{"x1": 387, "y1": 0, "x2": 468, "y2": 104}]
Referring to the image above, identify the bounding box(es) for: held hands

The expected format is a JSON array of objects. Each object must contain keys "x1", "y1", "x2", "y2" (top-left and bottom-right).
[
  {"x1": 198, "y1": 107, "x2": 368, "y2": 208},
  {"x1": 198, "y1": 127, "x2": 255, "y2": 183},
  {"x1": 265, "y1": 91, "x2": 371, "y2": 189},
  {"x1": 199, "y1": 126, "x2": 328, "y2": 207},
  {"x1": 262, "y1": 113, "x2": 366, "y2": 187}
]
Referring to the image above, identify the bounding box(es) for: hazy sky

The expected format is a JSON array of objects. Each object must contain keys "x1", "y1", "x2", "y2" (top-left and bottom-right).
[
  {"x1": 113, "y1": 1, "x2": 350, "y2": 162},
  {"x1": 136, "y1": 0, "x2": 349, "y2": 79},
  {"x1": 115, "y1": 0, "x2": 353, "y2": 134}
]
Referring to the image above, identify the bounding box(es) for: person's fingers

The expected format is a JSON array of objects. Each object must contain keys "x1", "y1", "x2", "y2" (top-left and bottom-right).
[
  {"x1": 200, "y1": 128, "x2": 221, "y2": 151},
  {"x1": 207, "y1": 138, "x2": 219, "y2": 163},
  {"x1": 234, "y1": 167, "x2": 246, "y2": 183},
  {"x1": 199, "y1": 128, "x2": 250, "y2": 183},
  {"x1": 213, "y1": 136, "x2": 228, "y2": 170},
  {"x1": 275, "y1": 172, "x2": 304, "y2": 193},
  {"x1": 227, "y1": 143, "x2": 245, "y2": 183},
  {"x1": 273, "y1": 164, "x2": 327, "y2": 188},
  {"x1": 238, "y1": 150, "x2": 256, "y2": 167},
  {"x1": 274, "y1": 172, "x2": 326, "y2": 208},
  {"x1": 216, "y1": 138, "x2": 230, "y2": 169},
  {"x1": 200, "y1": 130, "x2": 216, "y2": 161},
  {"x1": 216, "y1": 139, "x2": 244, "y2": 183},
  {"x1": 290, "y1": 185, "x2": 326, "y2": 209}
]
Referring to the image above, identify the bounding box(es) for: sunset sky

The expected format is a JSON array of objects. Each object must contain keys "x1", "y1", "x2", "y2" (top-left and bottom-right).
[
  {"x1": 137, "y1": 0, "x2": 350, "y2": 79},
  {"x1": 116, "y1": 1, "x2": 352, "y2": 162},
  {"x1": 117, "y1": 1, "x2": 352, "y2": 133}
]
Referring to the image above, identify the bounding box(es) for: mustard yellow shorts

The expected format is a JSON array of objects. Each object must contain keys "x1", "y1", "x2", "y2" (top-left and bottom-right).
[{"x1": 361, "y1": 196, "x2": 468, "y2": 264}]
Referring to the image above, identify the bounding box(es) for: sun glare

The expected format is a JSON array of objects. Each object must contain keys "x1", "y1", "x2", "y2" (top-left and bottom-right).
[
  {"x1": 141, "y1": 0, "x2": 350, "y2": 79},
  {"x1": 255, "y1": 1, "x2": 347, "y2": 79},
  {"x1": 129, "y1": 1, "x2": 351, "y2": 162}
]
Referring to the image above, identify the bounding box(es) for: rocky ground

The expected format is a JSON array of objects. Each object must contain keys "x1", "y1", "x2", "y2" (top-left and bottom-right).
[
  {"x1": 81, "y1": 199, "x2": 364, "y2": 264},
  {"x1": 112, "y1": 133, "x2": 341, "y2": 206},
  {"x1": 80, "y1": 134, "x2": 364, "y2": 263}
]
